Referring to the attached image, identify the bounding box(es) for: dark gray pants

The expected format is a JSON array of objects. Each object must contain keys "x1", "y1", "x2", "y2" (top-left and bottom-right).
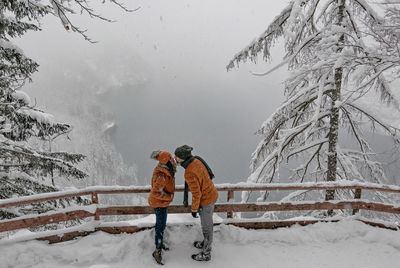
[{"x1": 199, "y1": 202, "x2": 215, "y2": 256}]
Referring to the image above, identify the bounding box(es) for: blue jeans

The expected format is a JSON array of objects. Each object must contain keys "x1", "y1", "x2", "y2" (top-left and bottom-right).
[{"x1": 154, "y1": 208, "x2": 168, "y2": 249}]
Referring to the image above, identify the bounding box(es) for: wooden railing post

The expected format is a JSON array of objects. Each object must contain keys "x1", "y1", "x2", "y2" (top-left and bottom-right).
[
  {"x1": 352, "y1": 188, "x2": 362, "y2": 215},
  {"x1": 91, "y1": 192, "x2": 100, "y2": 220},
  {"x1": 227, "y1": 190, "x2": 234, "y2": 218}
]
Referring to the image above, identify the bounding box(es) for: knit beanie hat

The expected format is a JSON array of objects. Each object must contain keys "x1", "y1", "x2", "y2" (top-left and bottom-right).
[{"x1": 174, "y1": 145, "x2": 193, "y2": 160}]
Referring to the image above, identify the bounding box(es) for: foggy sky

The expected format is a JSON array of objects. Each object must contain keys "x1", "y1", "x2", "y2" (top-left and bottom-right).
[{"x1": 19, "y1": 1, "x2": 291, "y2": 184}]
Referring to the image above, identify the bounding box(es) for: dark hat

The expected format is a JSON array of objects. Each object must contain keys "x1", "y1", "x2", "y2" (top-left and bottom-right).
[{"x1": 174, "y1": 145, "x2": 193, "y2": 160}]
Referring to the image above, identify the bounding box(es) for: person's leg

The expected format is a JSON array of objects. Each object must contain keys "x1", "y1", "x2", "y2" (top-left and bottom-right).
[
  {"x1": 155, "y1": 208, "x2": 168, "y2": 248},
  {"x1": 153, "y1": 208, "x2": 164, "y2": 265},
  {"x1": 192, "y1": 202, "x2": 214, "y2": 261},
  {"x1": 200, "y1": 203, "x2": 214, "y2": 256},
  {"x1": 160, "y1": 208, "x2": 169, "y2": 250}
]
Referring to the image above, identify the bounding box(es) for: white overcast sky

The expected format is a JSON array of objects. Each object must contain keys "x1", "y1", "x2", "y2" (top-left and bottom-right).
[{"x1": 19, "y1": 0, "x2": 291, "y2": 183}]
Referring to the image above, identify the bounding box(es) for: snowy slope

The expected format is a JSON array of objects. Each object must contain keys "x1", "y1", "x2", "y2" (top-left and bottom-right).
[{"x1": 1, "y1": 219, "x2": 399, "y2": 268}]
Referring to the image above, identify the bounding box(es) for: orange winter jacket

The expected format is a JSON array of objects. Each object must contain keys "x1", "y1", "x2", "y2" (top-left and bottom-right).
[
  {"x1": 184, "y1": 158, "x2": 218, "y2": 212},
  {"x1": 148, "y1": 165, "x2": 175, "y2": 208}
]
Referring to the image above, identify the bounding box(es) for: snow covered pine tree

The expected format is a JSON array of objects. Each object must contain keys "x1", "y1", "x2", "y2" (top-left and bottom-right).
[
  {"x1": 0, "y1": 0, "x2": 135, "y2": 219},
  {"x1": 228, "y1": 0, "x2": 400, "y2": 207}
]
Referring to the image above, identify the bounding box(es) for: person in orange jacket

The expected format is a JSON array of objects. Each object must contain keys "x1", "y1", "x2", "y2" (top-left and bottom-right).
[
  {"x1": 174, "y1": 145, "x2": 218, "y2": 262},
  {"x1": 148, "y1": 150, "x2": 176, "y2": 265}
]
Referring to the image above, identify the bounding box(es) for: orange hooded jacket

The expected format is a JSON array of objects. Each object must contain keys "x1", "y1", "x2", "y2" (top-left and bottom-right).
[
  {"x1": 148, "y1": 152, "x2": 175, "y2": 208},
  {"x1": 184, "y1": 158, "x2": 218, "y2": 212}
]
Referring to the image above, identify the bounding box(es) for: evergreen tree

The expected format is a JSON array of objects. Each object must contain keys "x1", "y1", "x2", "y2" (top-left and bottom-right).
[
  {"x1": 228, "y1": 0, "x2": 400, "y2": 204},
  {"x1": 0, "y1": 0, "x2": 133, "y2": 219}
]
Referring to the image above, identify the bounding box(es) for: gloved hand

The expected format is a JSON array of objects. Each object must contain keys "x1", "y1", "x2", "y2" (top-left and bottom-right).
[
  {"x1": 191, "y1": 211, "x2": 198, "y2": 218},
  {"x1": 183, "y1": 199, "x2": 189, "y2": 207}
]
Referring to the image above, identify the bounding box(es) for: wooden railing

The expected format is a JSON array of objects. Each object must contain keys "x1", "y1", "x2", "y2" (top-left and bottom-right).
[{"x1": 0, "y1": 182, "x2": 400, "y2": 243}]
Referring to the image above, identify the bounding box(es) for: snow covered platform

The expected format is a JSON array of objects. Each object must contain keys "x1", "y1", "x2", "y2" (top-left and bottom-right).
[{"x1": 1, "y1": 219, "x2": 399, "y2": 268}]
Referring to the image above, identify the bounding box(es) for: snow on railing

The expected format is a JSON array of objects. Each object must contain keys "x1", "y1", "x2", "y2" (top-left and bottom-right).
[
  {"x1": 1, "y1": 181, "x2": 399, "y2": 209},
  {"x1": 0, "y1": 181, "x2": 399, "y2": 243}
]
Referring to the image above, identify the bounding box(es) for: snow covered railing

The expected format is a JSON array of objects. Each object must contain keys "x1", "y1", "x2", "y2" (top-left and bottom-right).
[
  {"x1": 1, "y1": 181, "x2": 400, "y2": 209},
  {"x1": 1, "y1": 181, "x2": 400, "y2": 243}
]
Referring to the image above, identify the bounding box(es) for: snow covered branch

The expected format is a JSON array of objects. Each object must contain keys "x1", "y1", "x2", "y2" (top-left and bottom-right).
[{"x1": 229, "y1": 0, "x2": 400, "y2": 204}]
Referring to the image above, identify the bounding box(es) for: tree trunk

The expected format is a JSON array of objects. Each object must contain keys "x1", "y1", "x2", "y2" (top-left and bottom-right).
[{"x1": 325, "y1": 0, "x2": 346, "y2": 203}]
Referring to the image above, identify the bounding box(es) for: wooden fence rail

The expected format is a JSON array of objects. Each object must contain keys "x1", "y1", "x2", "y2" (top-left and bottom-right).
[
  {"x1": 1, "y1": 182, "x2": 399, "y2": 209},
  {"x1": 0, "y1": 182, "x2": 399, "y2": 243}
]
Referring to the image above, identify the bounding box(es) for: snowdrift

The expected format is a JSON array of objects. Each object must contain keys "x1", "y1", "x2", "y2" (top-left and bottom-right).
[{"x1": 1, "y1": 219, "x2": 399, "y2": 268}]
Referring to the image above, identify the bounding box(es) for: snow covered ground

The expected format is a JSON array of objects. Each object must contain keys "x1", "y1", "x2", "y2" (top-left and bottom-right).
[{"x1": 1, "y1": 217, "x2": 400, "y2": 268}]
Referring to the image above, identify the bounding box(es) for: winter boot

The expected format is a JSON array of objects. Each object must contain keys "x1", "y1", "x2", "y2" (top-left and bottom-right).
[
  {"x1": 193, "y1": 240, "x2": 204, "y2": 249},
  {"x1": 191, "y1": 252, "x2": 211, "y2": 262},
  {"x1": 161, "y1": 242, "x2": 170, "y2": 251},
  {"x1": 152, "y1": 249, "x2": 164, "y2": 265}
]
